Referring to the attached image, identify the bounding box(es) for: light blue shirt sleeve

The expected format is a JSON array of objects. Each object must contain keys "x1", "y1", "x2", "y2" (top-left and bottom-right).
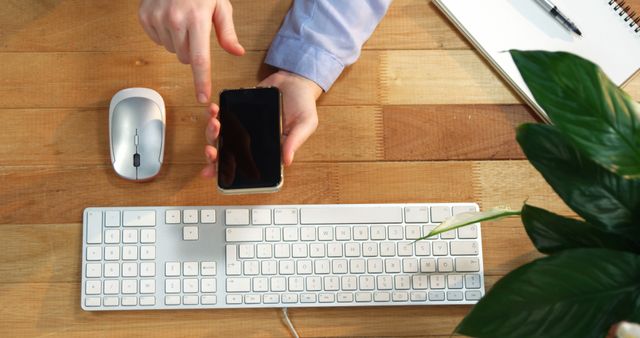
[{"x1": 265, "y1": 0, "x2": 393, "y2": 91}]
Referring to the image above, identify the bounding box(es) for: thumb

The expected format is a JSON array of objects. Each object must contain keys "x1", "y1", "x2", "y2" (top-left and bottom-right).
[{"x1": 282, "y1": 115, "x2": 318, "y2": 166}]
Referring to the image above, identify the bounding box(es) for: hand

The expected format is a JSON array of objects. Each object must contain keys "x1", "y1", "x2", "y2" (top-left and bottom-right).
[
  {"x1": 201, "y1": 70, "x2": 322, "y2": 178},
  {"x1": 138, "y1": 0, "x2": 245, "y2": 104}
]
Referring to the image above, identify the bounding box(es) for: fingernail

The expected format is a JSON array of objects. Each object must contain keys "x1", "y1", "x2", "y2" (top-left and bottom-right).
[{"x1": 198, "y1": 93, "x2": 207, "y2": 104}]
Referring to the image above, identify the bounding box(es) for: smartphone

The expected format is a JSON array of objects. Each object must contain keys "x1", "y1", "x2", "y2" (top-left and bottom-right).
[{"x1": 217, "y1": 87, "x2": 283, "y2": 194}]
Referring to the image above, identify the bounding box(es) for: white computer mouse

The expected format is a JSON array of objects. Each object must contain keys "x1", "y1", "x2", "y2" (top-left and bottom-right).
[{"x1": 109, "y1": 88, "x2": 166, "y2": 181}]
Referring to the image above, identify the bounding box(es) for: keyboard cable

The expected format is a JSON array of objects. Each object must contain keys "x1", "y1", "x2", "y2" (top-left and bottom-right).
[{"x1": 281, "y1": 307, "x2": 300, "y2": 338}]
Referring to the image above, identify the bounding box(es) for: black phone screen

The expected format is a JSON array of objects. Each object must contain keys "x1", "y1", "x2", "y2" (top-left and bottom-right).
[{"x1": 218, "y1": 87, "x2": 282, "y2": 190}]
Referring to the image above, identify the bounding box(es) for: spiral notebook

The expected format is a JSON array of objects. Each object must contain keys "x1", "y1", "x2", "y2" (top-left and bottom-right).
[{"x1": 433, "y1": 0, "x2": 640, "y2": 122}]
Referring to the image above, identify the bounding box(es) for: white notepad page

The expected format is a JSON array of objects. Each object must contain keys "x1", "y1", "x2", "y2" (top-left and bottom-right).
[{"x1": 435, "y1": 0, "x2": 640, "y2": 121}]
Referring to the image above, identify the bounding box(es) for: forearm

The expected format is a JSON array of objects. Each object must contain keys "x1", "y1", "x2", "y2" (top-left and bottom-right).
[{"x1": 265, "y1": 0, "x2": 392, "y2": 91}]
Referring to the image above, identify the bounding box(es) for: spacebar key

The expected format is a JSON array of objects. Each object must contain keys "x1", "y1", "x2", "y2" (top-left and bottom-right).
[{"x1": 300, "y1": 206, "x2": 403, "y2": 224}]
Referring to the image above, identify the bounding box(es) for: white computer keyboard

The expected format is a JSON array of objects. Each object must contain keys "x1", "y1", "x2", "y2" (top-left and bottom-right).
[{"x1": 81, "y1": 203, "x2": 484, "y2": 310}]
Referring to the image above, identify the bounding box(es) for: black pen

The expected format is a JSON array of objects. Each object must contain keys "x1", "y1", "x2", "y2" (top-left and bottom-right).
[{"x1": 534, "y1": 0, "x2": 582, "y2": 36}]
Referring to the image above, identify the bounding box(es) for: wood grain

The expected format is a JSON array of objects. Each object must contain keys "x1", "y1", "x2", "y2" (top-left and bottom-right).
[
  {"x1": 383, "y1": 104, "x2": 534, "y2": 161},
  {"x1": 2, "y1": 0, "x2": 639, "y2": 336},
  {"x1": 0, "y1": 0, "x2": 467, "y2": 52}
]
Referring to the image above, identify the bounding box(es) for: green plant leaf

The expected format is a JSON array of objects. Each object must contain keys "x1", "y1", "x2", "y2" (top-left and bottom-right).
[
  {"x1": 517, "y1": 123, "x2": 640, "y2": 240},
  {"x1": 417, "y1": 207, "x2": 520, "y2": 240},
  {"x1": 522, "y1": 204, "x2": 640, "y2": 254},
  {"x1": 456, "y1": 248, "x2": 640, "y2": 338},
  {"x1": 511, "y1": 50, "x2": 640, "y2": 178}
]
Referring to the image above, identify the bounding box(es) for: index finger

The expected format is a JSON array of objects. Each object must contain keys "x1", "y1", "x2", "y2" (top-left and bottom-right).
[{"x1": 189, "y1": 20, "x2": 213, "y2": 103}]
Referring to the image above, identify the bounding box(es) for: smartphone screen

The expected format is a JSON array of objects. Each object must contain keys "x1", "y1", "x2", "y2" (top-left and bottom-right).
[{"x1": 218, "y1": 87, "x2": 282, "y2": 191}]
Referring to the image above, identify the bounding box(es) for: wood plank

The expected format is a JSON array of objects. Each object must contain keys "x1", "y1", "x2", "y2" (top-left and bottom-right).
[
  {"x1": 0, "y1": 279, "x2": 501, "y2": 337},
  {"x1": 0, "y1": 161, "x2": 566, "y2": 225},
  {"x1": 0, "y1": 0, "x2": 468, "y2": 52},
  {"x1": 2, "y1": 50, "x2": 635, "y2": 109},
  {"x1": 0, "y1": 51, "x2": 379, "y2": 108},
  {"x1": 383, "y1": 104, "x2": 535, "y2": 161},
  {"x1": 0, "y1": 106, "x2": 382, "y2": 166}
]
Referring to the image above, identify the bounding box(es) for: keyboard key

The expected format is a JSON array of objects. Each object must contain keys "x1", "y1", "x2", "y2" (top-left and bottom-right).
[
  {"x1": 318, "y1": 227, "x2": 334, "y2": 241},
  {"x1": 466, "y1": 290, "x2": 483, "y2": 301},
  {"x1": 420, "y1": 258, "x2": 436, "y2": 273},
  {"x1": 256, "y1": 244, "x2": 273, "y2": 258},
  {"x1": 430, "y1": 206, "x2": 451, "y2": 223},
  {"x1": 165, "y1": 295, "x2": 181, "y2": 305},
  {"x1": 239, "y1": 244, "x2": 255, "y2": 259},
  {"x1": 226, "y1": 228, "x2": 263, "y2": 242},
  {"x1": 388, "y1": 226, "x2": 403, "y2": 240},
  {"x1": 122, "y1": 262, "x2": 137, "y2": 277},
  {"x1": 201, "y1": 261, "x2": 216, "y2": 276},
  {"x1": 165, "y1": 210, "x2": 180, "y2": 224},
  {"x1": 165, "y1": 262, "x2": 180, "y2": 276},
  {"x1": 405, "y1": 225, "x2": 421, "y2": 240},
  {"x1": 226, "y1": 295, "x2": 243, "y2": 304},
  {"x1": 282, "y1": 294, "x2": 298, "y2": 304},
  {"x1": 263, "y1": 294, "x2": 279, "y2": 304},
  {"x1": 122, "y1": 229, "x2": 138, "y2": 243},
  {"x1": 227, "y1": 278, "x2": 251, "y2": 292},
  {"x1": 86, "y1": 210, "x2": 102, "y2": 244},
  {"x1": 122, "y1": 296, "x2": 137, "y2": 306},
  {"x1": 374, "y1": 292, "x2": 390, "y2": 302},
  {"x1": 226, "y1": 209, "x2": 249, "y2": 225},
  {"x1": 183, "y1": 262, "x2": 198, "y2": 276},
  {"x1": 300, "y1": 293, "x2": 316, "y2": 303},
  {"x1": 122, "y1": 246, "x2": 137, "y2": 260},
  {"x1": 244, "y1": 260, "x2": 260, "y2": 275},
  {"x1": 140, "y1": 279, "x2": 155, "y2": 294},
  {"x1": 85, "y1": 263, "x2": 101, "y2": 278},
  {"x1": 397, "y1": 242, "x2": 413, "y2": 256},
  {"x1": 336, "y1": 227, "x2": 351, "y2": 240},
  {"x1": 183, "y1": 209, "x2": 198, "y2": 224},
  {"x1": 202, "y1": 295, "x2": 217, "y2": 305},
  {"x1": 432, "y1": 241, "x2": 448, "y2": 256},
  {"x1": 405, "y1": 206, "x2": 429, "y2": 223},
  {"x1": 370, "y1": 226, "x2": 386, "y2": 240},
  {"x1": 104, "y1": 263, "x2": 119, "y2": 278},
  {"x1": 402, "y1": 258, "x2": 419, "y2": 273},
  {"x1": 104, "y1": 246, "x2": 119, "y2": 261},
  {"x1": 465, "y1": 274, "x2": 482, "y2": 289},
  {"x1": 251, "y1": 209, "x2": 271, "y2": 225},
  {"x1": 201, "y1": 278, "x2": 216, "y2": 293},
  {"x1": 410, "y1": 291, "x2": 427, "y2": 301},
  {"x1": 356, "y1": 292, "x2": 372, "y2": 302},
  {"x1": 122, "y1": 280, "x2": 137, "y2": 294},
  {"x1": 453, "y1": 205, "x2": 477, "y2": 215},
  {"x1": 392, "y1": 291, "x2": 409, "y2": 302},
  {"x1": 140, "y1": 229, "x2": 156, "y2": 243},
  {"x1": 283, "y1": 227, "x2": 298, "y2": 241},
  {"x1": 123, "y1": 211, "x2": 156, "y2": 227},
  {"x1": 85, "y1": 280, "x2": 101, "y2": 295},
  {"x1": 201, "y1": 209, "x2": 216, "y2": 223},
  {"x1": 319, "y1": 293, "x2": 335, "y2": 303},
  {"x1": 105, "y1": 211, "x2": 120, "y2": 227},
  {"x1": 245, "y1": 295, "x2": 261, "y2": 304},
  {"x1": 104, "y1": 229, "x2": 120, "y2": 244},
  {"x1": 183, "y1": 278, "x2": 199, "y2": 293},
  {"x1": 451, "y1": 241, "x2": 480, "y2": 255},
  {"x1": 338, "y1": 292, "x2": 354, "y2": 303},
  {"x1": 165, "y1": 279, "x2": 181, "y2": 293},
  {"x1": 274, "y1": 208, "x2": 298, "y2": 225},
  {"x1": 429, "y1": 275, "x2": 445, "y2": 289},
  {"x1": 429, "y1": 291, "x2": 445, "y2": 301},
  {"x1": 86, "y1": 247, "x2": 101, "y2": 261},
  {"x1": 458, "y1": 224, "x2": 478, "y2": 239},
  {"x1": 300, "y1": 227, "x2": 316, "y2": 241},
  {"x1": 456, "y1": 257, "x2": 480, "y2": 272},
  {"x1": 447, "y1": 275, "x2": 464, "y2": 289},
  {"x1": 104, "y1": 280, "x2": 119, "y2": 294},
  {"x1": 438, "y1": 258, "x2": 454, "y2": 272},
  {"x1": 140, "y1": 245, "x2": 155, "y2": 260},
  {"x1": 103, "y1": 297, "x2": 119, "y2": 306},
  {"x1": 85, "y1": 297, "x2": 101, "y2": 307},
  {"x1": 353, "y1": 226, "x2": 369, "y2": 240},
  {"x1": 265, "y1": 227, "x2": 281, "y2": 242},
  {"x1": 412, "y1": 275, "x2": 428, "y2": 290},
  {"x1": 183, "y1": 226, "x2": 198, "y2": 241},
  {"x1": 140, "y1": 296, "x2": 156, "y2": 306},
  {"x1": 140, "y1": 262, "x2": 156, "y2": 277}
]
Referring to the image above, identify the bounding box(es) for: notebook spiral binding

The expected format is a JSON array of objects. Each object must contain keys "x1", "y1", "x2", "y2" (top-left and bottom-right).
[{"x1": 609, "y1": 0, "x2": 640, "y2": 33}]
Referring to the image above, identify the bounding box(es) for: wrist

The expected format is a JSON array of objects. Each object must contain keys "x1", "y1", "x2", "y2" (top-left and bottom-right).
[{"x1": 275, "y1": 70, "x2": 323, "y2": 99}]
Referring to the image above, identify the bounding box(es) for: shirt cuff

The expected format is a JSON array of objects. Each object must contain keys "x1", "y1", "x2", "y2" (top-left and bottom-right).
[{"x1": 265, "y1": 35, "x2": 345, "y2": 92}]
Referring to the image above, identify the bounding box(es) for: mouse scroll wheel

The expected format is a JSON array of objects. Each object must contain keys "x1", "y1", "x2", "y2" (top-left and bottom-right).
[{"x1": 133, "y1": 153, "x2": 141, "y2": 167}]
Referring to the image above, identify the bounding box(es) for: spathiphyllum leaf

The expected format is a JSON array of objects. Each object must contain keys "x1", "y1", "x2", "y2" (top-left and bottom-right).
[
  {"x1": 517, "y1": 123, "x2": 640, "y2": 240},
  {"x1": 417, "y1": 207, "x2": 520, "y2": 240},
  {"x1": 511, "y1": 50, "x2": 640, "y2": 178},
  {"x1": 522, "y1": 204, "x2": 640, "y2": 254},
  {"x1": 456, "y1": 249, "x2": 640, "y2": 338}
]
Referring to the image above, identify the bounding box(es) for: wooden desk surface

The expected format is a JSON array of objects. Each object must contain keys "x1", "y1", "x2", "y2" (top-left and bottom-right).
[{"x1": 1, "y1": 0, "x2": 639, "y2": 337}]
